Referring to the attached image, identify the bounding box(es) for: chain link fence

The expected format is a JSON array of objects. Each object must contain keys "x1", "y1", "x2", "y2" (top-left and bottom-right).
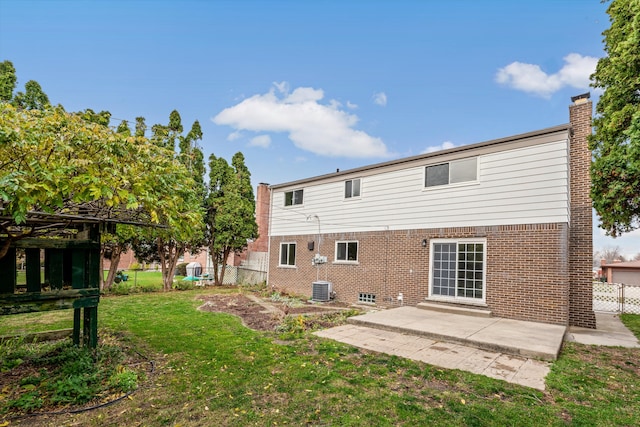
[{"x1": 593, "y1": 282, "x2": 640, "y2": 314}]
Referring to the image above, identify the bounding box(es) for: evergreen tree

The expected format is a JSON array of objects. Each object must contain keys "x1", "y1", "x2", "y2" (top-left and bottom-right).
[{"x1": 205, "y1": 152, "x2": 258, "y2": 285}]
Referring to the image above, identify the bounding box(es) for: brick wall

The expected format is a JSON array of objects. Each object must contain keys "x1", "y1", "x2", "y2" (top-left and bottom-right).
[
  {"x1": 568, "y1": 96, "x2": 597, "y2": 328},
  {"x1": 269, "y1": 222, "x2": 571, "y2": 325},
  {"x1": 247, "y1": 183, "x2": 270, "y2": 253}
]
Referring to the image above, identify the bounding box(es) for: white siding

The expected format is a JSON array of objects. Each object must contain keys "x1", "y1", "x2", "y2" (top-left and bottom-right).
[{"x1": 271, "y1": 140, "x2": 569, "y2": 236}]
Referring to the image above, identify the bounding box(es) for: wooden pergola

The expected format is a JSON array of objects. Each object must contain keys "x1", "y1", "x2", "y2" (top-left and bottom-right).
[{"x1": 0, "y1": 212, "x2": 119, "y2": 348}]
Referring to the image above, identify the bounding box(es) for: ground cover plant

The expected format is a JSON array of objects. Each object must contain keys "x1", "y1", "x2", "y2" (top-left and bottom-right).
[
  {"x1": 0, "y1": 288, "x2": 638, "y2": 426},
  {"x1": 0, "y1": 332, "x2": 148, "y2": 422}
]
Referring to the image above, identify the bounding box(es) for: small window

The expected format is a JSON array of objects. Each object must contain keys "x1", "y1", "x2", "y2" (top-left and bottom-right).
[
  {"x1": 425, "y1": 157, "x2": 477, "y2": 187},
  {"x1": 336, "y1": 241, "x2": 358, "y2": 262},
  {"x1": 345, "y1": 178, "x2": 361, "y2": 198},
  {"x1": 358, "y1": 293, "x2": 376, "y2": 304},
  {"x1": 284, "y1": 189, "x2": 304, "y2": 206},
  {"x1": 279, "y1": 243, "x2": 296, "y2": 266}
]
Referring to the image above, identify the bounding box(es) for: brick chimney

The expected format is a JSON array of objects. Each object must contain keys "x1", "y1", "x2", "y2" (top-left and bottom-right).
[
  {"x1": 568, "y1": 92, "x2": 596, "y2": 328},
  {"x1": 247, "y1": 183, "x2": 271, "y2": 253}
]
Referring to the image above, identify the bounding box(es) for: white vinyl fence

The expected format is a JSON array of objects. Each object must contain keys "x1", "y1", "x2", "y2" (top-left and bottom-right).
[{"x1": 593, "y1": 282, "x2": 640, "y2": 314}]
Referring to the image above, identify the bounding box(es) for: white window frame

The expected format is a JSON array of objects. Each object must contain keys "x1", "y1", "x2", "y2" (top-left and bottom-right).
[
  {"x1": 335, "y1": 240, "x2": 359, "y2": 263},
  {"x1": 279, "y1": 242, "x2": 297, "y2": 267},
  {"x1": 424, "y1": 157, "x2": 478, "y2": 189},
  {"x1": 344, "y1": 178, "x2": 361, "y2": 199},
  {"x1": 427, "y1": 238, "x2": 486, "y2": 305},
  {"x1": 284, "y1": 189, "x2": 304, "y2": 206}
]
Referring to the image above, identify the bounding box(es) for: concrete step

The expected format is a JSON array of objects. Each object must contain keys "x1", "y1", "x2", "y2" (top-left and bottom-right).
[
  {"x1": 417, "y1": 302, "x2": 492, "y2": 318},
  {"x1": 347, "y1": 307, "x2": 565, "y2": 361}
]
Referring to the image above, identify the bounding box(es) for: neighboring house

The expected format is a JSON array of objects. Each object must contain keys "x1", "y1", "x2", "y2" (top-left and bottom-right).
[
  {"x1": 601, "y1": 260, "x2": 640, "y2": 285},
  {"x1": 104, "y1": 183, "x2": 271, "y2": 279},
  {"x1": 267, "y1": 94, "x2": 596, "y2": 328}
]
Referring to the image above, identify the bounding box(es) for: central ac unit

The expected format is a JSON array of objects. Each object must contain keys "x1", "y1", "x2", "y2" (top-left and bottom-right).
[{"x1": 312, "y1": 281, "x2": 332, "y2": 302}]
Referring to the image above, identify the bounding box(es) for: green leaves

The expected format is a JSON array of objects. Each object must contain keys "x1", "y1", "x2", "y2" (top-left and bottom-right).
[
  {"x1": 0, "y1": 103, "x2": 202, "y2": 234},
  {"x1": 205, "y1": 152, "x2": 258, "y2": 284},
  {"x1": 590, "y1": 0, "x2": 640, "y2": 236}
]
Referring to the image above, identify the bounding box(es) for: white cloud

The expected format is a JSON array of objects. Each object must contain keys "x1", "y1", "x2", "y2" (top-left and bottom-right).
[
  {"x1": 249, "y1": 134, "x2": 271, "y2": 148},
  {"x1": 373, "y1": 92, "x2": 387, "y2": 106},
  {"x1": 347, "y1": 101, "x2": 358, "y2": 109},
  {"x1": 213, "y1": 83, "x2": 390, "y2": 158},
  {"x1": 227, "y1": 130, "x2": 243, "y2": 141},
  {"x1": 273, "y1": 81, "x2": 289, "y2": 94},
  {"x1": 421, "y1": 141, "x2": 456, "y2": 154},
  {"x1": 495, "y1": 53, "x2": 598, "y2": 98}
]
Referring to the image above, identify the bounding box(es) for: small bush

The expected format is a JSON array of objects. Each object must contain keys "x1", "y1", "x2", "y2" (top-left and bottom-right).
[
  {"x1": 108, "y1": 368, "x2": 138, "y2": 393},
  {"x1": 111, "y1": 282, "x2": 133, "y2": 295},
  {"x1": 140, "y1": 282, "x2": 161, "y2": 293},
  {"x1": 7, "y1": 391, "x2": 43, "y2": 411},
  {"x1": 173, "y1": 280, "x2": 195, "y2": 291},
  {"x1": 175, "y1": 263, "x2": 189, "y2": 277}
]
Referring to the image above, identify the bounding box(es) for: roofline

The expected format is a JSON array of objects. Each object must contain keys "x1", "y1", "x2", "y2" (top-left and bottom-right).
[
  {"x1": 602, "y1": 261, "x2": 640, "y2": 269},
  {"x1": 270, "y1": 123, "x2": 571, "y2": 190}
]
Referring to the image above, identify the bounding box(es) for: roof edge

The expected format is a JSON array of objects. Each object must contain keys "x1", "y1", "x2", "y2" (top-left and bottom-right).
[{"x1": 270, "y1": 123, "x2": 571, "y2": 190}]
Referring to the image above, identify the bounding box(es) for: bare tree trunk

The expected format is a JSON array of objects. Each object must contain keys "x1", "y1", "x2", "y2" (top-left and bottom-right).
[
  {"x1": 211, "y1": 246, "x2": 231, "y2": 286},
  {"x1": 165, "y1": 252, "x2": 179, "y2": 289},
  {"x1": 209, "y1": 244, "x2": 219, "y2": 285},
  {"x1": 99, "y1": 247, "x2": 105, "y2": 290},
  {"x1": 158, "y1": 240, "x2": 170, "y2": 291},
  {"x1": 104, "y1": 248, "x2": 122, "y2": 290},
  {"x1": 158, "y1": 239, "x2": 183, "y2": 291}
]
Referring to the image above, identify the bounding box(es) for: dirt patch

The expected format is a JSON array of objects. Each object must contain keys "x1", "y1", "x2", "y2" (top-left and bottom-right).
[
  {"x1": 196, "y1": 293, "x2": 354, "y2": 332},
  {"x1": 197, "y1": 293, "x2": 283, "y2": 331}
]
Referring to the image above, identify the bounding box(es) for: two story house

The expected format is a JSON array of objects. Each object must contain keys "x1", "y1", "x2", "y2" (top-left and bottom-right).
[{"x1": 267, "y1": 94, "x2": 596, "y2": 328}]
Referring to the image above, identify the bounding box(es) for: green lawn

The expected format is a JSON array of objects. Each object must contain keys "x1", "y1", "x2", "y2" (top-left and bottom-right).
[{"x1": 2, "y1": 290, "x2": 639, "y2": 426}]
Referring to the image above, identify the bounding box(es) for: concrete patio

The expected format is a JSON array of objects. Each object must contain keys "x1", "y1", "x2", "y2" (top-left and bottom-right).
[{"x1": 313, "y1": 305, "x2": 639, "y2": 391}]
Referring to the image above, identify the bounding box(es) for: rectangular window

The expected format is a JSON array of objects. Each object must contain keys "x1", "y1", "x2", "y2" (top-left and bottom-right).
[
  {"x1": 284, "y1": 189, "x2": 303, "y2": 206},
  {"x1": 425, "y1": 157, "x2": 477, "y2": 187},
  {"x1": 430, "y1": 239, "x2": 485, "y2": 301},
  {"x1": 344, "y1": 178, "x2": 361, "y2": 198},
  {"x1": 336, "y1": 241, "x2": 358, "y2": 262},
  {"x1": 358, "y1": 293, "x2": 376, "y2": 303},
  {"x1": 279, "y1": 243, "x2": 296, "y2": 266}
]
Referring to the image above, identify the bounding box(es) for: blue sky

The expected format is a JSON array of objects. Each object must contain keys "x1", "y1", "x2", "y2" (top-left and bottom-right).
[{"x1": 1, "y1": 0, "x2": 638, "y2": 258}]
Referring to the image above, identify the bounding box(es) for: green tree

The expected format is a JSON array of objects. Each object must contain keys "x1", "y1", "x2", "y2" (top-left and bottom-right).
[
  {"x1": 116, "y1": 120, "x2": 132, "y2": 137},
  {"x1": 13, "y1": 80, "x2": 50, "y2": 110},
  {"x1": 590, "y1": 0, "x2": 640, "y2": 236},
  {"x1": 0, "y1": 60, "x2": 49, "y2": 110},
  {"x1": 205, "y1": 152, "x2": 258, "y2": 285},
  {"x1": 132, "y1": 112, "x2": 206, "y2": 289},
  {"x1": 77, "y1": 108, "x2": 112, "y2": 127},
  {"x1": 0, "y1": 103, "x2": 202, "y2": 263},
  {"x1": 0, "y1": 60, "x2": 17, "y2": 102},
  {"x1": 135, "y1": 116, "x2": 146, "y2": 137}
]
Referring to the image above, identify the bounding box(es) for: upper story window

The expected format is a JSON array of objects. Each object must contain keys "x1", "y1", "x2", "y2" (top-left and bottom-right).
[
  {"x1": 344, "y1": 178, "x2": 361, "y2": 199},
  {"x1": 336, "y1": 241, "x2": 358, "y2": 262},
  {"x1": 284, "y1": 189, "x2": 304, "y2": 206},
  {"x1": 425, "y1": 157, "x2": 477, "y2": 188}
]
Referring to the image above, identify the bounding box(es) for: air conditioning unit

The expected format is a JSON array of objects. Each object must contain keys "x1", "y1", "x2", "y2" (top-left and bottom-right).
[{"x1": 312, "y1": 281, "x2": 333, "y2": 302}]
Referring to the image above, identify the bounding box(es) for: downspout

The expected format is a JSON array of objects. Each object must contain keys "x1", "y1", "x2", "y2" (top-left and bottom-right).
[{"x1": 266, "y1": 186, "x2": 273, "y2": 288}]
